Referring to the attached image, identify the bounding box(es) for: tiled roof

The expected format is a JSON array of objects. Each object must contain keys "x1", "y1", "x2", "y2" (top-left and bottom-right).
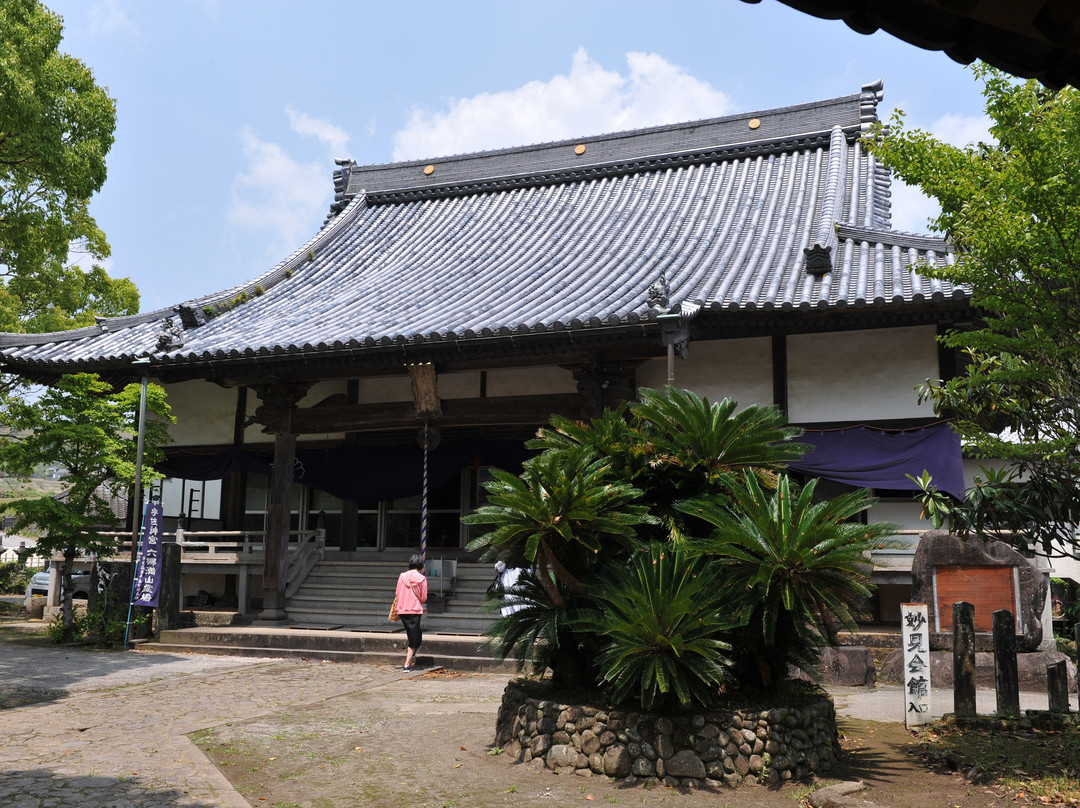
[
  {"x1": 757, "y1": 0, "x2": 1080, "y2": 91},
  {"x1": 0, "y1": 81, "x2": 966, "y2": 376}
]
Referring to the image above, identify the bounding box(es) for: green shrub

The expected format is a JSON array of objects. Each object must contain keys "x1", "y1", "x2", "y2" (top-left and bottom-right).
[
  {"x1": 578, "y1": 546, "x2": 733, "y2": 710},
  {"x1": 678, "y1": 473, "x2": 901, "y2": 689},
  {"x1": 0, "y1": 560, "x2": 30, "y2": 594}
]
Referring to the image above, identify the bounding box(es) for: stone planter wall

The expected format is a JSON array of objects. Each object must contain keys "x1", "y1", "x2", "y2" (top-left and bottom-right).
[{"x1": 494, "y1": 681, "x2": 840, "y2": 788}]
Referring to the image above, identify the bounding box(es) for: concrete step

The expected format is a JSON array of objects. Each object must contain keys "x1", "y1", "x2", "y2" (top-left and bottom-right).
[{"x1": 152, "y1": 626, "x2": 513, "y2": 671}]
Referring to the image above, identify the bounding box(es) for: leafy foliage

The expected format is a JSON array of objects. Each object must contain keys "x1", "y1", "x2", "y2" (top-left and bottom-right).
[
  {"x1": 481, "y1": 570, "x2": 588, "y2": 687},
  {"x1": 531, "y1": 387, "x2": 807, "y2": 542},
  {"x1": 471, "y1": 387, "x2": 894, "y2": 705},
  {"x1": 0, "y1": 0, "x2": 138, "y2": 391},
  {"x1": 866, "y1": 65, "x2": 1080, "y2": 559},
  {"x1": 0, "y1": 373, "x2": 172, "y2": 640},
  {"x1": 677, "y1": 473, "x2": 899, "y2": 689},
  {"x1": 578, "y1": 546, "x2": 733, "y2": 710},
  {"x1": 464, "y1": 446, "x2": 655, "y2": 602}
]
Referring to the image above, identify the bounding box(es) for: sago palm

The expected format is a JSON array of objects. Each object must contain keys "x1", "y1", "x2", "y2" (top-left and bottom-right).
[
  {"x1": 677, "y1": 472, "x2": 901, "y2": 689},
  {"x1": 463, "y1": 445, "x2": 656, "y2": 603},
  {"x1": 481, "y1": 570, "x2": 589, "y2": 686},
  {"x1": 578, "y1": 546, "x2": 733, "y2": 710}
]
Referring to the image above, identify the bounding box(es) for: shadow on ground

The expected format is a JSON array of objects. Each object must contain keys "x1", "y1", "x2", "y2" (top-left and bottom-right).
[{"x1": 0, "y1": 768, "x2": 227, "y2": 808}]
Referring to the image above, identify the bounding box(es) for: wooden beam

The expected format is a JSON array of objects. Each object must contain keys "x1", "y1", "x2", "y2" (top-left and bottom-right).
[
  {"x1": 260, "y1": 393, "x2": 583, "y2": 434},
  {"x1": 408, "y1": 362, "x2": 442, "y2": 417}
]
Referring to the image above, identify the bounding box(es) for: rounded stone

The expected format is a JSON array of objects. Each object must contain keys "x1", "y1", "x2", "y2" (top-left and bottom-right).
[
  {"x1": 734, "y1": 755, "x2": 750, "y2": 777},
  {"x1": 749, "y1": 754, "x2": 764, "y2": 773},
  {"x1": 530, "y1": 734, "x2": 553, "y2": 757},
  {"x1": 589, "y1": 753, "x2": 604, "y2": 774},
  {"x1": 547, "y1": 744, "x2": 578, "y2": 769},
  {"x1": 656, "y1": 734, "x2": 674, "y2": 760},
  {"x1": 603, "y1": 744, "x2": 632, "y2": 778},
  {"x1": 665, "y1": 750, "x2": 706, "y2": 779},
  {"x1": 631, "y1": 757, "x2": 656, "y2": 777},
  {"x1": 581, "y1": 729, "x2": 601, "y2": 756}
]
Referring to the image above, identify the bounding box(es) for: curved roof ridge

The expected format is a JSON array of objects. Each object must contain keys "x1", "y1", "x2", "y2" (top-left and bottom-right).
[
  {"x1": 342, "y1": 87, "x2": 878, "y2": 202},
  {"x1": 836, "y1": 223, "x2": 952, "y2": 252}
]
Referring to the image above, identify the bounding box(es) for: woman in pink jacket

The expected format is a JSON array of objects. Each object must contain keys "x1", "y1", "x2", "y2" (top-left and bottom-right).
[{"x1": 395, "y1": 554, "x2": 428, "y2": 671}]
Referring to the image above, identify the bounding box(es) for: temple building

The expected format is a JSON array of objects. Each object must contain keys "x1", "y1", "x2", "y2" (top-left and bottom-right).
[{"x1": 0, "y1": 81, "x2": 979, "y2": 626}]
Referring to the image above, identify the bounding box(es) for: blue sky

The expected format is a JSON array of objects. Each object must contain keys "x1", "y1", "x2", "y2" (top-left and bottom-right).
[{"x1": 45, "y1": 0, "x2": 992, "y2": 314}]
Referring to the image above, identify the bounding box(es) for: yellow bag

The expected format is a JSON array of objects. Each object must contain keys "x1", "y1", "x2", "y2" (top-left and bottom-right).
[{"x1": 388, "y1": 596, "x2": 400, "y2": 622}]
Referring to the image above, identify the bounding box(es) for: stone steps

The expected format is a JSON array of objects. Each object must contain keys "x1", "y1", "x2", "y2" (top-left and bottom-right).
[
  {"x1": 283, "y1": 556, "x2": 499, "y2": 632},
  {"x1": 152, "y1": 625, "x2": 516, "y2": 671}
]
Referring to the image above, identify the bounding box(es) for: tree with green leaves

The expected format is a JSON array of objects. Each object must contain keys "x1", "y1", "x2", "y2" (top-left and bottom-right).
[
  {"x1": 469, "y1": 387, "x2": 891, "y2": 705},
  {"x1": 678, "y1": 474, "x2": 899, "y2": 689},
  {"x1": 0, "y1": 0, "x2": 138, "y2": 364},
  {"x1": 866, "y1": 65, "x2": 1080, "y2": 560},
  {"x1": 0, "y1": 373, "x2": 171, "y2": 641}
]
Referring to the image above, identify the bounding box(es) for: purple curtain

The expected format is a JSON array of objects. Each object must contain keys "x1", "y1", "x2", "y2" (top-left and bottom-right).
[{"x1": 789, "y1": 422, "x2": 964, "y2": 498}]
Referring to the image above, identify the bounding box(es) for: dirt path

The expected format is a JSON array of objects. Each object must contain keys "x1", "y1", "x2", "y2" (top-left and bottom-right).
[{"x1": 193, "y1": 669, "x2": 1003, "y2": 808}]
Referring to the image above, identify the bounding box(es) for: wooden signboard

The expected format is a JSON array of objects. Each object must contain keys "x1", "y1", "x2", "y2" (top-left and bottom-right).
[
  {"x1": 933, "y1": 565, "x2": 1019, "y2": 632},
  {"x1": 901, "y1": 603, "x2": 932, "y2": 727}
]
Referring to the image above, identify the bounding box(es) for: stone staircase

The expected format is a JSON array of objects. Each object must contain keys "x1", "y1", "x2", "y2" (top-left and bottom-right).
[
  {"x1": 284, "y1": 555, "x2": 498, "y2": 634},
  {"x1": 149, "y1": 555, "x2": 516, "y2": 669},
  {"x1": 151, "y1": 624, "x2": 515, "y2": 671}
]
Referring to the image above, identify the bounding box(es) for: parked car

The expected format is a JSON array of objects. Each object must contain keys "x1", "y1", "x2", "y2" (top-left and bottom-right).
[{"x1": 24, "y1": 567, "x2": 91, "y2": 609}]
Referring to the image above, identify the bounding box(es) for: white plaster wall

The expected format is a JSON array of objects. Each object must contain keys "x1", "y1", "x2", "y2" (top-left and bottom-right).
[
  {"x1": 165, "y1": 380, "x2": 238, "y2": 446},
  {"x1": 439, "y1": 371, "x2": 481, "y2": 399},
  {"x1": 867, "y1": 500, "x2": 925, "y2": 531},
  {"x1": 487, "y1": 366, "x2": 577, "y2": 397},
  {"x1": 787, "y1": 325, "x2": 938, "y2": 423},
  {"x1": 355, "y1": 376, "x2": 413, "y2": 404},
  {"x1": 636, "y1": 337, "x2": 773, "y2": 407}
]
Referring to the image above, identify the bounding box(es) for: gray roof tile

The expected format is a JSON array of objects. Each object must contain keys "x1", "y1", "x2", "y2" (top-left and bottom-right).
[{"x1": 0, "y1": 81, "x2": 966, "y2": 374}]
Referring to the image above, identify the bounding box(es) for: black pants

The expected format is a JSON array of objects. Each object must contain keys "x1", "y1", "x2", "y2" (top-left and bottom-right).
[{"x1": 401, "y1": 613, "x2": 422, "y2": 650}]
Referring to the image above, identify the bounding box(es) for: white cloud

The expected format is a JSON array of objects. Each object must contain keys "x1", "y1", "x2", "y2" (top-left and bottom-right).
[
  {"x1": 226, "y1": 108, "x2": 351, "y2": 257},
  {"x1": 227, "y1": 126, "x2": 329, "y2": 257},
  {"x1": 286, "y1": 107, "x2": 350, "y2": 159},
  {"x1": 931, "y1": 112, "x2": 993, "y2": 148},
  {"x1": 888, "y1": 113, "x2": 994, "y2": 234},
  {"x1": 392, "y1": 48, "x2": 734, "y2": 161},
  {"x1": 889, "y1": 180, "x2": 940, "y2": 234},
  {"x1": 86, "y1": 0, "x2": 139, "y2": 39}
]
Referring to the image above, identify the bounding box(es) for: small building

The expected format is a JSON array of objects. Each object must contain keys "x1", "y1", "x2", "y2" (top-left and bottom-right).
[{"x1": 0, "y1": 81, "x2": 979, "y2": 625}]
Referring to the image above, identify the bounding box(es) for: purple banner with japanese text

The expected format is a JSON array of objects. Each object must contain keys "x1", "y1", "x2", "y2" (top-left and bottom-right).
[{"x1": 132, "y1": 502, "x2": 164, "y2": 607}]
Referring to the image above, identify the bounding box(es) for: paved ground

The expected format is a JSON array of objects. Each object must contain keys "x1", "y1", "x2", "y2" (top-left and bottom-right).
[
  {"x1": 0, "y1": 639, "x2": 415, "y2": 808},
  {"x1": 1, "y1": 629, "x2": 1076, "y2": 808}
]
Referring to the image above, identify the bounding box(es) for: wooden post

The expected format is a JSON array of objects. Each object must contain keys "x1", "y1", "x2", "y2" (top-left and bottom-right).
[
  {"x1": 953, "y1": 601, "x2": 977, "y2": 720},
  {"x1": 157, "y1": 542, "x2": 182, "y2": 633},
  {"x1": 1047, "y1": 660, "x2": 1070, "y2": 713},
  {"x1": 260, "y1": 431, "x2": 296, "y2": 620},
  {"x1": 992, "y1": 609, "x2": 1020, "y2": 718},
  {"x1": 1073, "y1": 622, "x2": 1080, "y2": 672},
  {"x1": 339, "y1": 500, "x2": 359, "y2": 552}
]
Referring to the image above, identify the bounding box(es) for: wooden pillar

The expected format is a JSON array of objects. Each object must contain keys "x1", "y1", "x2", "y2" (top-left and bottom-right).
[
  {"x1": 340, "y1": 500, "x2": 359, "y2": 552},
  {"x1": 1047, "y1": 660, "x2": 1070, "y2": 713},
  {"x1": 253, "y1": 382, "x2": 308, "y2": 622},
  {"x1": 157, "y1": 542, "x2": 183, "y2": 633},
  {"x1": 992, "y1": 609, "x2": 1020, "y2": 718},
  {"x1": 952, "y1": 601, "x2": 977, "y2": 720},
  {"x1": 260, "y1": 430, "x2": 296, "y2": 620}
]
